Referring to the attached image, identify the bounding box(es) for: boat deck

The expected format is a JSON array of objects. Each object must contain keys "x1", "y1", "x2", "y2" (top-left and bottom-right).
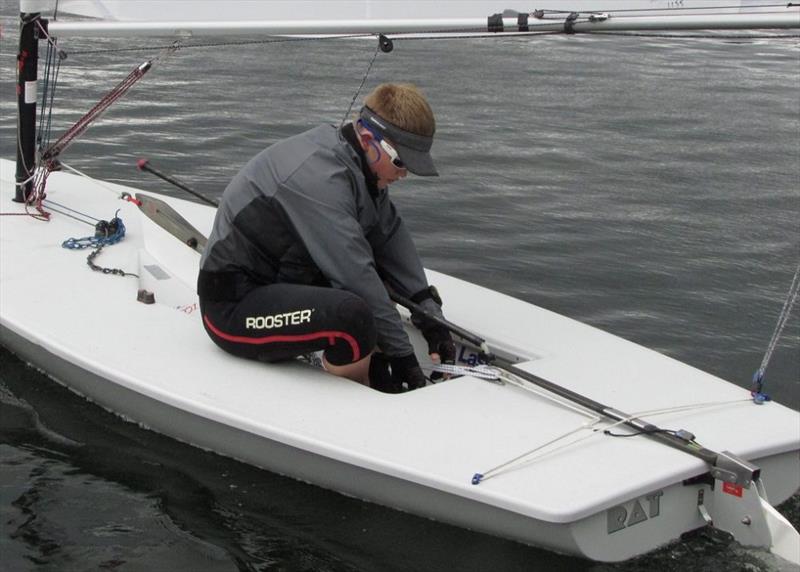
[{"x1": 1, "y1": 159, "x2": 798, "y2": 560}]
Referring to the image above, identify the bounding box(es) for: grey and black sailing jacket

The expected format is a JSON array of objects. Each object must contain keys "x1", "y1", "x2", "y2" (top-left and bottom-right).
[{"x1": 199, "y1": 123, "x2": 441, "y2": 358}]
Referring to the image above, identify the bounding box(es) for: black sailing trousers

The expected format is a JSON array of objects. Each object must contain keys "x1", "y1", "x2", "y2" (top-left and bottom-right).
[{"x1": 199, "y1": 281, "x2": 376, "y2": 366}]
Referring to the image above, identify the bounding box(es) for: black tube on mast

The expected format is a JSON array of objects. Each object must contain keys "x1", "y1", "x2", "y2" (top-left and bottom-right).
[{"x1": 15, "y1": 12, "x2": 40, "y2": 203}]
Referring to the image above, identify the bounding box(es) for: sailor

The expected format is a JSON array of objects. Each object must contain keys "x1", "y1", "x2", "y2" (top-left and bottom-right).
[{"x1": 198, "y1": 83, "x2": 455, "y2": 392}]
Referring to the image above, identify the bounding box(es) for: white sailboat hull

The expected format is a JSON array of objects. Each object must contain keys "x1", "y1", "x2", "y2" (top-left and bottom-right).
[{"x1": 1, "y1": 159, "x2": 798, "y2": 561}]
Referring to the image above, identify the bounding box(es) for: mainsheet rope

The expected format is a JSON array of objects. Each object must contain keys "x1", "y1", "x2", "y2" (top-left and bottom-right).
[
  {"x1": 340, "y1": 38, "x2": 381, "y2": 126},
  {"x1": 430, "y1": 363, "x2": 754, "y2": 484},
  {"x1": 430, "y1": 362, "x2": 756, "y2": 484},
  {"x1": 429, "y1": 363, "x2": 602, "y2": 420},
  {"x1": 473, "y1": 394, "x2": 752, "y2": 483}
]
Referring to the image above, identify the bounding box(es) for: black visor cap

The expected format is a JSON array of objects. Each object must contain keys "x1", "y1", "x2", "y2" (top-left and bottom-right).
[{"x1": 359, "y1": 107, "x2": 438, "y2": 176}]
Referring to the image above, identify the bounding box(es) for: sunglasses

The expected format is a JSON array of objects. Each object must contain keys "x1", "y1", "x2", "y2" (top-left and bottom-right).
[
  {"x1": 360, "y1": 122, "x2": 406, "y2": 170},
  {"x1": 378, "y1": 139, "x2": 406, "y2": 170}
]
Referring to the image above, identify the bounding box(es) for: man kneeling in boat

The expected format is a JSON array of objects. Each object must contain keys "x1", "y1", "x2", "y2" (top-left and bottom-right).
[{"x1": 198, "y1": 83, "x2": 455, "y2": 392}]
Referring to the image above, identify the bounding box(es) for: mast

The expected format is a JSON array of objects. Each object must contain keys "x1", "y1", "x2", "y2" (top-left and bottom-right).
[{"x1": 15, "y1": 11, "x2": 40, "y2": 203}]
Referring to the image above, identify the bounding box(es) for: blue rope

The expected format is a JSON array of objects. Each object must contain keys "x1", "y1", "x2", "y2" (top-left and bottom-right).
[{"x1": 62, "y1": 212, "x2": 126, "y2": 250}]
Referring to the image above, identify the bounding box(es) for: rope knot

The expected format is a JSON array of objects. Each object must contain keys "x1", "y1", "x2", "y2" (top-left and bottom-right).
[{"x1": 121, "y1": 192, "x2": 142, "y2": 206}]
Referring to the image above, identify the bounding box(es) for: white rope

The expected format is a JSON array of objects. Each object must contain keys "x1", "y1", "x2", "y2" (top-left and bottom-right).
[
  {"x1": 477, "y1": 418, "x2": 603, "y2": 483},
  {"x1": 499, "y1": 371, "x2": 593, "y2": 416},
  {"x1": 497, "y1": 368, "x2": 600, "y2": 419},
  {"x1": 430, "y1": 357, "x2": 756, "y2": 484},
  {"x1": 431, "y1": 362, "x2": 600, "y2": 418},
  {"x1": 430, "y1": 363, "x2": 503, "y2": 380},
  {"x1": 58, "y1": 161, "x2": 127, "y2": 198},
  {"x1": 477, "y1": 416, "x2": 655, "y2": 484},
  {"x1": 474, "y1": 396, "x2": 753, "y2": 483},
  {"x1": 621, "y1": 397, "x2": 752, "y2": 420},
  {"x1": 754, "y1": 259, "x2": 800, "y2": 383},
  {"x1": 14, "y1": 168, "x2": 39, "y2": 188}
]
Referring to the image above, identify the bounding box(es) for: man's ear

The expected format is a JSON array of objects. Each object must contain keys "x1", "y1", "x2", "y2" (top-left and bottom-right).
[{"x1": 356, "y1": 127, "x2": 373, "y2": 151}]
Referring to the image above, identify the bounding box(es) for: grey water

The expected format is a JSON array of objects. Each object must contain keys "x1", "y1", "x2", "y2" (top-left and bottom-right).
[{"x1": 1, "y1": 6, "x2": 799, "y2": 572}]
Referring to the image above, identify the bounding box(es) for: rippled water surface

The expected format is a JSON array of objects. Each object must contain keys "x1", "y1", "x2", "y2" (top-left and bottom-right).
[{"x1": 1, "y1": 5, "x2": 798, "y2": 572}]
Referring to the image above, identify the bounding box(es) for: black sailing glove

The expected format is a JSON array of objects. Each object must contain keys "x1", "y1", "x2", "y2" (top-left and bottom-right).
[
  {"x1": 421, "y1": 325, "x2": 456, "y2": 382},
  {"x1": 369, "y1": 353, "x2": 426, "y2": 393},
  {"x1": 422, "y1": 326, "x2": 456, "y2": 364},
  {"x1": 369, "y1": 353, "x2": 402, "y2": 394},
  {"x1": 409, "y1": 286, "x2": 455, "y2": 364},
  {"x1": 390, "y1": 353, "x2": 426, "y2": 391}
]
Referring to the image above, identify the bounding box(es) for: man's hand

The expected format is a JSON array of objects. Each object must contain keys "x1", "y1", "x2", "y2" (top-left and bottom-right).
[
  {"x1": 369, "y1": 353, "x2": 401, "y2": 393},
  {"x1": 369, "y1": 353, "x2": 426, "y2": 392},
  {"x1": 424, "y1": 326, "x2": 456, "y2": 364},
  {"x1": 390, "y1": 353, "x2": 426, "y2": 390},
  {"x1": 422, "y1": 326, "x2": 456, "y2": 381}
]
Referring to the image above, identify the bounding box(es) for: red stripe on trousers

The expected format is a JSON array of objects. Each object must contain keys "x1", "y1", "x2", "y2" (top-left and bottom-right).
[{"x1": 203, "y1": 314, "x2": 361, "y2": 362}]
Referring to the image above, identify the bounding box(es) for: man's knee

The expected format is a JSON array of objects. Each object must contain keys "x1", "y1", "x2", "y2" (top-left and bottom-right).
[
  {"x1": 324, "y1": 293, "x2": 377, "y2": 365},
  {"x1": 335, "y1": 293, "x2": 375, "y2": 333}
]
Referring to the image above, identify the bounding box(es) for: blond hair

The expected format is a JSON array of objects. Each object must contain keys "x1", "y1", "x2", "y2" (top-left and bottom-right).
[{"x1": 363, "y1": 83, "x2": 435, "y2": 137}]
